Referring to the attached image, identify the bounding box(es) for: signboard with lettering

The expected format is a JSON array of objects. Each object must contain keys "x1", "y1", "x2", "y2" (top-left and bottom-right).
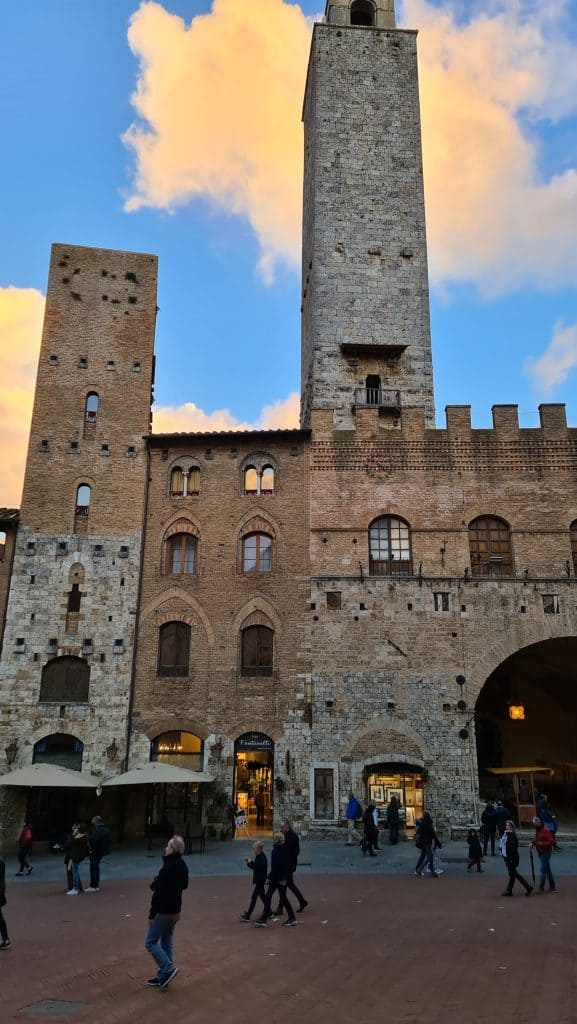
[{"x1": 235, "y1": 732, "x2": 274, "y2": 752}]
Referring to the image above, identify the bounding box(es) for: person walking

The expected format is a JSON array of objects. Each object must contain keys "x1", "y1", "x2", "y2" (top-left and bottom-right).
[
  {"x1": 500, "y1": 820, "x2": 533, "y2": 897},
  {"x1": 241, "y1": 841, "x2": 267, "y2": 921},
  {"x1": 0, "y1": 841, "x2": 11, "y2": 949},
  {"x1": 86, "y1": 815, "x2": 111, "y2": 893},
  {"x1": 345, "y1": 792, "x2": 362, "y2": 846},
  {"x1": 414, "y1": 812, "x2": 441, "y2": 877},
  {"x1": 539, "y1": 799, "x2": 561, "y2": 852},
  {"x1": 255, "y1": 832, "x2": 297, "y2": 928},
  {"x1": 277, "y1": 819, "x2": 307, "y2": 912},
  {"x1": 255, "y1": 786, "x2": 266, "y2": 827},
  {"x1": 481, "y1": 802, "x2": 497, "y2": 856},
  {"x1": 532, "y1": 816, "x2": 556, "y2": 893},
  {"x1": 66, "y1": 822, "x2": 90, "y2": 895},
  {"x1": 494, "y1": 801, "x2": 510, "y2": 838},
  {"x1": 16, "y1": 821, "x2": 34, "y2": 876},
  {"x1": 387, "y1": 795, "x2": 400, "y2": 845},
  {"x1": 466, "y1": 828, "x2": 483, "y2": 872},
  {"x1": 362, "y1": 802, "x2": 378, "y2": 857},
  {"x1": 145, "y1": 835, "x2": 189, "y2": 989}
]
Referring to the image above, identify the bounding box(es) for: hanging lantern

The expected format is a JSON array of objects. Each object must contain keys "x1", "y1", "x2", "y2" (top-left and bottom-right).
[{"x1": 508, "y1": 704, "x2": 525, "y2": 721}]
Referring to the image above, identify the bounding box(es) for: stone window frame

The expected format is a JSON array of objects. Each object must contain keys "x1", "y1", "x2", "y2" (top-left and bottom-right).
[
  {"x1": 468, "y1": 515, "x2": 514, "y2": 578},
  {"x1": 310, "y1": 762, "x2": 339, "y2": 823},
  {"x1": 84, "y1": 391, "x2": 99, "y2": 424},
  {"x1": 368, "y1": 515, "x2": 412, "y2": 576},
  {"x1": 167, "y1": 457, "x2": 202, "y2": 499},
  {"x1": 240, "y1": 453, "x2": 277, "y2": 497},
  {"x1": 157, "y1": 620, "x2": 191, "y2": 678},
  {"x1": 239, "y1": 611, "x2": 274, "y2": 677},
  {"x1": 162, "y1": 520, "x2": 200, "y2": 576},
  {"x1": 350, "y1": 1, "x2": 376, "y2": 28}
]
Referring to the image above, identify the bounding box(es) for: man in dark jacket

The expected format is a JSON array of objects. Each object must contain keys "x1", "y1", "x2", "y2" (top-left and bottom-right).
[
  {"x1": 86, "y1": 816, "x2": 111, "y2": 893},
  {"x1": 274, "y1": 819, "x2": 307, "y2": 913},
  {"x1": 241, "y1": 841, "x2": 268, "y2": 921},
  {"x1": 145, "y1": 835, "x2": 189, "y2": 989},
  {"x1": 481, "y1": 802, "x2": 498, "y2": 856}
]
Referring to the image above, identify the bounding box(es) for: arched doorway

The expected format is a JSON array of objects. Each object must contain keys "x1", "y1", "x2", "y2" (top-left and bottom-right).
[
  {"x1": 148, "y1": 731, "x2": 205, "y2": 833},
  {"x1": 234, "y1": 732, "x2": 274, "y2": 835},
  {"x1": 28, "y1": 734, "x2": 84, "y2": 842},
  {"x1": 476, "y1": 638, "x2": 577, "y2": 826},
  {"x1": 364, "y1": 762, "x2": 424, "y2": 836}
]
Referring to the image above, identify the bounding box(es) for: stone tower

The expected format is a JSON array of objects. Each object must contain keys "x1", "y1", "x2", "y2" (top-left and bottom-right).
[
  {"x1": 301, "y1": 0, "x2": 435, "y2": 429},
  {"x1": 0, "y1": 244, "x2": 157, "y2": 824}
]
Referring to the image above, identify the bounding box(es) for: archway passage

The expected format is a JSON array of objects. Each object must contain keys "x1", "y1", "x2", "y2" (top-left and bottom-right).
[
  {"x1": 476, "y1": 638, "x2": 577, "y2": 826},
  {"x1": 28, "y1": 734, "x2": 85, "y2": 842},
  {"x1": 234, "y1": 732, "x2": 274, "y2": 837}
]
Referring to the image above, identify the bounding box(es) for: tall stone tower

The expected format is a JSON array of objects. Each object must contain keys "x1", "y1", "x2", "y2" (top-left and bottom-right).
[
  {"x1": 301, "y1": 0, "x2": 434, "y2": 429},
  {"x1": 0, "y1": 244, "x2": 157, "y2": 829}
]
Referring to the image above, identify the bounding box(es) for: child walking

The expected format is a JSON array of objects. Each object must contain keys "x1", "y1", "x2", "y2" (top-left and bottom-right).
[
  {"x1": 467, "y1": 828, "x2": 483, "y2": 872},
  {"x1": 241, "y1": 841, "x2": 268, "y2": 921}
]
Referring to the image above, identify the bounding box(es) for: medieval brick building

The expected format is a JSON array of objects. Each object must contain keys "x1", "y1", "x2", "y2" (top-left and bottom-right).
[{"x1": 1, "y1": 0, "x2": 576, "y2": 842}]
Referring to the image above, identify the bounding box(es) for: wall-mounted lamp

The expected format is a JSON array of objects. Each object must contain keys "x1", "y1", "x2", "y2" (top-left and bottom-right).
[
  {"x1": 106, "y1": 738, "x2": 119, "y2": 760},
  {"x1": 508, "y1": 704, "x2": 525, "y2": 721},
  {"x1": 5, "y1": 739, "x2": 18, "y2": 765}
]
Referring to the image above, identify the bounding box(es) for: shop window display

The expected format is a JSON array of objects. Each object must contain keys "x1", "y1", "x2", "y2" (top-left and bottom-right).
[{"x1": 365, "y1": 766, "x2": 424, "y2": 835}]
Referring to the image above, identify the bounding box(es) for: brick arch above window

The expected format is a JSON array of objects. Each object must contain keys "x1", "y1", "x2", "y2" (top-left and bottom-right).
[
  {"x1": 164, "y1": 519, "x2": 200, "y2": 541},
  {"x1": 241, "y1": 610, "x2": 274, "y2": 631},
  {"x1": 233, "y1": 597, "x2": 282, "y2": 635},
  {"x1": 139, "y1": 587, "x2": 216, "y2": 646},
  {"x1": 238, "y1": 515, "x2": 276, "y2": 541},
  {"x1": 144, "y1": 716, "x2": 211, "y2": 742}
]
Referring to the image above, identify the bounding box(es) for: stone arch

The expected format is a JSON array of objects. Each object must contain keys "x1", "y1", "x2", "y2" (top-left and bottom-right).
[
  {"x1": 235, "y1": 508, "x2": 279, "y2": 541},
  {"x1": 145, "y1": 716, "x2": 210, "y2": 741},
  {"x1": 161, "y1": 509, "x2": 203, "y2": 536},
  {"x1": 139, "y1": 587, "x2": 216, "y2": 647},
  {"x1": 232, "y1": 596, "x2": 282, "y2": 635},
  {"x1": 468, "y1": 624, "x2": 577, "y2": 704},
  {"x1": 347, "y1": 715, "x2": 431, "y2": 763},
  {"x1": 229, "y1": 720, "x2": 284, "y2": 744}
]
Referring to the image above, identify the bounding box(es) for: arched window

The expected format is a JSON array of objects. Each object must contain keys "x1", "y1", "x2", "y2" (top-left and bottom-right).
[
  {"x1": 244, "y1": 467, "x2": 259, "y2": 495},
  {"x1": 166, "y1": 534, "x2": 197, "y2": 574},
  {"x1": 241, "y1": 625, "x2": 274, "y2": 676},
  {"x1": 242, "y1": 533, "x2": 272, "y2": 572},
  {"x1": 33, "y1": 732, "x2": 84, "y2": 770},
  {"x1": 85, "y1": 392, "x2": 99, "y2": 423},
  {"x1": 170, "y1": 467, "x2": 185, "y2": 497},
  {"x1": 244, "y1": 465, "x2": 275, "y2": 495},
  {"x1": 570, "y1": 520, "x2": 577, "y2": 573},
  {"x1": 151, "y1": 731, "x2": 203, "y2": 770},
  {"x1": 261, "y1": 466, "x2": 275, "y2": 494},
  {"x1": 369, "y1": 516, "x2": 412, "y2": 575},
  {"x1": 157, "y1": 621, "x2": 190, "y2": 677},
  {"x1": 350, "y1": 0, "x2": 375, "y2": 26},
  {"x1": 468, "y1": 516, "x2": 513, "y2": 577},
  {"x1": 75, "y1": 484, "x2": 91, "y2": 517},
  {"x1": 39, "y1": 656, "x2": 90, "y2": 703}
]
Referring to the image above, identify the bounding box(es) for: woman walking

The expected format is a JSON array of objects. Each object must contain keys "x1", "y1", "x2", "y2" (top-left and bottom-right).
[
  {"x1": 16, "y1": 821, "x2": 34, "y2": 877},
  {"x1": 532, "y1": 816, "x2": 556, "y2": 893},
  {"x1": 500, "y1": 820, "x2": 533, "y2": 897},
  {"x1": 415, "y1": 812, "x2": 442, "y2": 877}
]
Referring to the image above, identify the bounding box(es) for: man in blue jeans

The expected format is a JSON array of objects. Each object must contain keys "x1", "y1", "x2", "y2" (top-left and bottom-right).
[{"x1": 145, "y1": 835, "x2": 189, "y2": 990}]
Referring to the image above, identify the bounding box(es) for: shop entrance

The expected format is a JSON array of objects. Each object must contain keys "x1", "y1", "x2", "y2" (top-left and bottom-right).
[
  {"x1": 365, "y1": 763, "x2": 424, "y2": 836},
  {"x1": 29, "y1": 734, "x2": 85, "y2": 842},
  {"x1": 148, "y1": 731, "x2": 205, "y2": 835},
  {"x1": 234, "y1": 732, "x2": 274, "y2": 837}
]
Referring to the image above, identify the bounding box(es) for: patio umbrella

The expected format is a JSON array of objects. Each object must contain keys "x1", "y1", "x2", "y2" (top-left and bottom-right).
[
  {"x1": 0, "y1": 763, "x2": 101, "y2": 788},
  {"x1": 99, "y1": 762, "x2": 214, "y2": 786}
]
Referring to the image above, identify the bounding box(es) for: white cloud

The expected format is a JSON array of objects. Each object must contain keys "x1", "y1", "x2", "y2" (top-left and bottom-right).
[
  {"x1": 524, "y1": 320, "x2": 577, "y2": 392},
  {"x1": 0, "y1": 286, "x2": 45, "y2": 507},
  {"x1": 152, "y1": 391, "x2": 300, "y2": 433}
]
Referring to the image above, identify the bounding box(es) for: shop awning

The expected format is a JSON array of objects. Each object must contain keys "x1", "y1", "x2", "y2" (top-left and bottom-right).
[
  {"x1": 487, "y1": 766, "x2": 555, "y2": 777},
  {"x1": 0, "y1": 763, "x2": 101, "y2": 788},
  {"x1": 99, "y1": 762, "x2": 215, "y2": 787}
]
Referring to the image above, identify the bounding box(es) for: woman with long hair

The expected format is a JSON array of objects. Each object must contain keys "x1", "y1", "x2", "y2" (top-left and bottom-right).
[{"x1": 500, "y1": 819, "x2": 533, "y2": 897}]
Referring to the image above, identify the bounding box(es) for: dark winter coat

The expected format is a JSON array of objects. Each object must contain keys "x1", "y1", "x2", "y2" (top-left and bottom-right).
[
  {"x1": 90, "y1": 823, "x2": 111, "y2": 858},
  {"x1": 268, "y1": 844, "x2": 288, "y2": 884},
  {"x1": 283, "y1": 829, "x2": 300, "y2": 872},
  {"x1": 467, "y1": 833, "x2": 483, "y2": 860},
  {"x1": 481, "y1": 806, "x2": 497, "y2": 832},
  {"x1": 503, "y1": 831, "x2": 520, "y2": 867},
  {"x1": 67, "y1": 833, "x2": 90, "y2": 865},
  {"x1": 417, "y1": 816, "x2": 440, "y2": 849},
  {"x1": 149, "y1": 852, "x2": 189, "y2": 917},
  {"x1": 246, "y1": 850, "x2": 267, "y2": 885}
]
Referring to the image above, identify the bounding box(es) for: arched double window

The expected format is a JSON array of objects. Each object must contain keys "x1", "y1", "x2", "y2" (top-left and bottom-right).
[
  {"x1": 166, "y1": 534, "x2": 197, "y2": 575},
  {"x1": 157, "y1": 621, "x2": 190, "y2": 677},
  {"x1": 350, "y1": 0, "x2": 375, "y2": 26},
  {"x1": 169, "y1": 464, "x2": 201, "y2": 497},
  {"x1": 243, "y1": 464, "x2": 275, "y2": 495},
  {"x1": 468, "y1": 516, "x2": 513, "y2": 577},
  {"x1": 570, "y1": 520, "x2": 577, "y2": 573},
  {"x1": 241, "y1": 623, "x2": 274, "y2": 676},
  {"x1": 369, "y1": 516, "x2": 412, "y2": 575},
  {"x1": 39, "y1": 656, "x2": 90, "y2": 703},
  {"x1": 242, "y1": 533, "x2": 272, "y2": 573}
]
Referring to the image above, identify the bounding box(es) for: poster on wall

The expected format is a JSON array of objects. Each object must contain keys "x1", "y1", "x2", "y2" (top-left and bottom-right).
[
  {"x1": 386, "y1": 787, "x2": 403, "y2": 804},
  {"x1": 369, "y1": 784, "x2": 384, "y2": 803}
]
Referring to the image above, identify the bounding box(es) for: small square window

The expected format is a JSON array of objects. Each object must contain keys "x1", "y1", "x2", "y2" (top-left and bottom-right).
[
  {"x1": 126, "y1": 446, "x2": 136, "y2": 457},
  {"x1": 57, "y1": 541, "x2": 67, "y2": 554},
  {"x1": 434, "y1": 592, "x2": 450, "y2": 612},
  {"x1": 542, "y1": 594, "x2": 559, "y2": 614},
  {"x1": 107, "y1": 360, "x2": 116, "y2": 371},
  {"x1": 326, "y1": 591, "x2": 341, "y2": 609},
  {"x1": 78, "y1": 357, "x2": 88, "y2": 368},
  {"x1": 30, "y1": 575, "x2": 36, "y2": 584},
  {"x1": 93, "y1": 545, "x2": 104, "y2": 557},
  {"x1": 119, "y1": 545, "x2": 129, "y2": 558},
  {"x1": 39, "y1": 440, "x2": 50, "y2": 452},
  {"x1": 100, "y1": 444, "x2": 110, "y2": 455},
  {"x1": 27, "y1": 541, "x2": 36, "y2": 553},
  {"x1": 69, "y1": 441, "x2": 80, "y2": 453},
  {"x1": 48, "y1": 355, "x2": 58, "y2": 366},
  {"x1": 132, "y1": 361, "x2": 141, "y2": 372}
]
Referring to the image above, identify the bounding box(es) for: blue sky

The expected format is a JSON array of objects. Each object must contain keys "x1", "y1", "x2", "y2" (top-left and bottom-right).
[{"x1": 1, "y1": 0, "x2": 577, "y2": 504}]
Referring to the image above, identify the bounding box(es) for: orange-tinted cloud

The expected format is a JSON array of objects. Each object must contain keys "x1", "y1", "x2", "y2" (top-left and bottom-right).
[
  {"x1": 152, "y1": 391, "x2": 300, "y2": 433},
  {"x1": 124, "y1": 0, "x2": 577, "y2": 295},
  {"x1": 0, "y1": 286, "x2": 45, "y2": 507},
  {"x1": 123, "y1": 0, "x2": 312, "y2": 282}
]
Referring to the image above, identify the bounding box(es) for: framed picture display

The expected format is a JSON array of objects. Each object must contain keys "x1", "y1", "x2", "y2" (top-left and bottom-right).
[
  {"x1": 386, "y1": 787, "x2": 403, "y2": 804},
  {"x1": 369, "y1": 784, "x2": 384, "y2": 803},
  {"x1": 406, "y1": 806, "x2": 416, "y2": 827}
]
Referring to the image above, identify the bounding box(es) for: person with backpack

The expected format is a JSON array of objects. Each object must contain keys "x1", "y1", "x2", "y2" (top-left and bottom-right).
[
  {"x1": 86, "y1": 815, "x2": 111, "y2": 893},
  {"x1": 345, "y1": 791, "x2": 362, "y2": 845}
]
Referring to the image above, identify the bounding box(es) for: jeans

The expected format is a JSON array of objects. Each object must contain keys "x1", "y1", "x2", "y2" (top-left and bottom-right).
[
  {"x1": 18, "y1": 847, "x2": 31, "y2": 872},
  {"x1": 145, "y1": 914, "x2": 179, "y2": 978},
  {"x1": 0, "y1": 907, "x2": 8, "y2": 942},
  {"x1": 537, "y1": 852, "x2": 556, "y2": 891},
  {"x1": 416, "y1": 844, "x2": 434, "y2": 874},
  {"x1": 71, "y1": 862, "x2": 83, "y2": 891}
]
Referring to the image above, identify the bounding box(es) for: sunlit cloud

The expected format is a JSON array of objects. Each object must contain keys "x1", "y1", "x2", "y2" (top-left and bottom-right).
[
  {"x1": 0, "y1": 286, "x2": 45, "y2": 507},
  {"x1": 524, "y1": 320, "x2": 577, "y2": 392},
  {"x1": 123, "y1": 0, "x2": 577, "y2": 296},
  {"x1": 123, "y1": 0, "x2": 312, "y2": 283},
  {"x1": 152, "y1": 391, "x2": 300, "y2": 433}
]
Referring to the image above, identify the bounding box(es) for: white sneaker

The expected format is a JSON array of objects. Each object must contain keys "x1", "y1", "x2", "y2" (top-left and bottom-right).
[
  {"x1": 85, "y1": 887, "x2": 99, "y2": 893},
  {"x1": 66, "y1": 889, "x2": 79, "y2": 896}
]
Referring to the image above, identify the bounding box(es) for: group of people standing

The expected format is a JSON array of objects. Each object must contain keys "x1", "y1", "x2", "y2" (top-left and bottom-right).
[
  {"x1": 345, "y1": 792, "x2": 401, "y2": 853},
  {"x1": 12, "y1": 816, "x2": 111, "y2": 895}
]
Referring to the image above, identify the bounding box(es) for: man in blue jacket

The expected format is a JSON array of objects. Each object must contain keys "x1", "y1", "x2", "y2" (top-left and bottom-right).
[
  {"x1": 346, "y1": 792, "x2": 362, "y2": 846},
  {"x1": 145, "y1": 835, "x2": 189, "y2": 990}
]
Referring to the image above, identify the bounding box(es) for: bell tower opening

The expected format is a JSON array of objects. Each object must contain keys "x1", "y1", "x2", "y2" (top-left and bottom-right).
[{"x1": 350, "y1": 1, "x2": 375, "y2": 26}]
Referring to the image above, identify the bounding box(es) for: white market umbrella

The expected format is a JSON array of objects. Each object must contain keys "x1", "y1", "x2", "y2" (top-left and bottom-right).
[
  {"x1": 100, "y1": 762, "x2": 214, "y2": 787},
  {"x1": 0, "y1": 763, "x2": 101, "y2": 788}
]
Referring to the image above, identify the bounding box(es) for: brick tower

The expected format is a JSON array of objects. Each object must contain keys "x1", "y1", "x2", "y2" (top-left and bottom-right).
[
  {"x1": 301, "y1": 0, "x2": 435, "y2": 429},
  {"x1": 0, "y1": 243, "x2": 157, "y2": 833}
]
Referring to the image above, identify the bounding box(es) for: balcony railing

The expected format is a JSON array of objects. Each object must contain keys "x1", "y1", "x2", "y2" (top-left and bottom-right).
[{"x1": 354, "y1": 388, "x2": 401, "y2": 411}]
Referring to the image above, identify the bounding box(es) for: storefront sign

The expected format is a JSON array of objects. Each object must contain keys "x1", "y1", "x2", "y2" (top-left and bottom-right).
[{"x1": 235, "y1": 732, "x2": 274, "y2": 752}]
